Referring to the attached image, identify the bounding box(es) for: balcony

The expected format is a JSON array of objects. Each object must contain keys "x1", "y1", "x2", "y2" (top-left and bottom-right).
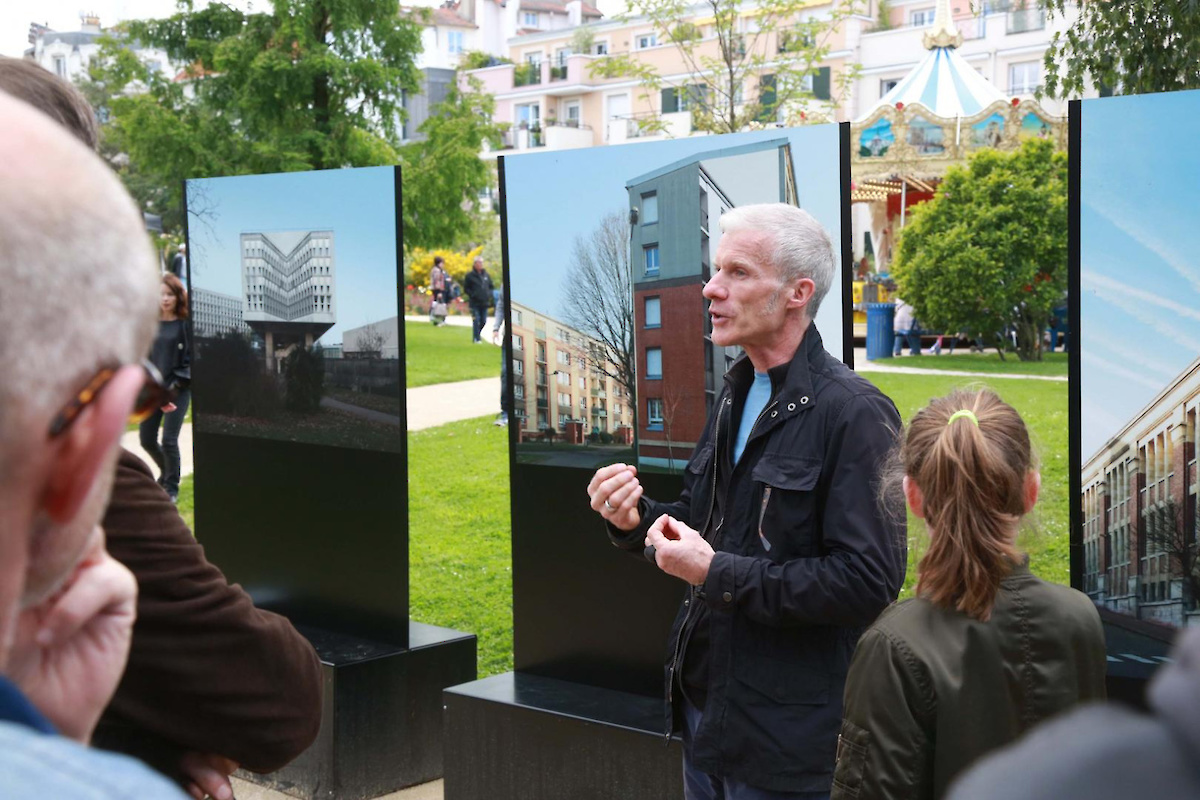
[
  {"x1": 514, "y1": 62, "x2": 541, "y2": 87},
  {"x1": 1007, "y1": 7, "x2": 1045, "y2": 33},
  {"x1": 607, "y1": 111, "x2": 693, "y2": 144},
  {"x1": 536, "y1": 398, "x2": 549, "y2": 409},
  {"x1": 550, "y1": 64, "x2": 568, "y2": 82}
]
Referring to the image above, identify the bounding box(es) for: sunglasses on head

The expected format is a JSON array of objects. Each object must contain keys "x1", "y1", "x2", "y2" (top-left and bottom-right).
[{"x1": 48, "y1": 360, "x2": 176, "y2": 439}]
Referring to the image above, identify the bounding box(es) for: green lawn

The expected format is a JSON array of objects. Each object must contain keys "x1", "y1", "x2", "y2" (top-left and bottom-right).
[
  {"x1": 882, "y1": 351, "x2": 1069, "y2": 377},
  {"x1": 866, "y1": 372, "x2": 1070, "y2": 595},
  {"x1": 405, "y1": 322, "x2": 501, "y2": 387},
  {"x1": 174, "y1": 370, "x2": 1067, "y2": 678},
  {"x1": 407, "y1": 416, "x2": 512, "y2": 676}
]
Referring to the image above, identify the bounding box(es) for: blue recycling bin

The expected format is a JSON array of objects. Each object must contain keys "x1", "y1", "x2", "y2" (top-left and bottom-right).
[{"x1": 866, "y1": 302, "x2": 896, "y2": 361}]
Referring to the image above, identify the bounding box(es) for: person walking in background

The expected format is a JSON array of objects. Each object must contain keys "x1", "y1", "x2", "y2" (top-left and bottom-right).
[
  {"x1": 832, "y1": 389, "x2": 1106, "y2": 800},
  {"x1": 492, "y1": 286, "x2": 508, "y2": 426},
  {"x1": 429, "y1": 255, "x2": 448, "y2": 326},
  {"x1": 893, "y1": 298, "x2": 917, "y2": 356},
  {"x1": 139, "y1": 274, "x2": 192, "y2": 502},
  {"x1": 464, "y1": 256, "x2": 494, "y2": 344},
  {"x1": 169, "y1": 243, "x2": 188, "y2": 286}
]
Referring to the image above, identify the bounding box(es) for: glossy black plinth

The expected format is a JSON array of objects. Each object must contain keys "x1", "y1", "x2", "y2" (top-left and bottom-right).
[
  {"x1": 245, "y1": 621, "x2": 476, "y2": 800},
  {"x1": 443, "y1": 672, "x2": 684, "y2": 800}
]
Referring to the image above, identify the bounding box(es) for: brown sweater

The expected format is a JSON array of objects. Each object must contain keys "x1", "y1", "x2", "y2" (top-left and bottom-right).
[{"x1": 93, "y1": 449, "x2": 323, "y2": 780}]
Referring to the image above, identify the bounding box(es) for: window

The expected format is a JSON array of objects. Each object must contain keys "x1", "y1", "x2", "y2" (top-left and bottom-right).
[
  {"x1": 513, "y1": 310, "x2": 523, "y2": 326},
  {"x1": 557, "y1": 371, "x2": 571, "y2": 386},
  {"x1": 523, "y1": 11, "x2": 539, "y2": 26},
  {"x1": 646, "y1": 348, "x2": 663, "y2": 379},
  {"x1": 644, "y1": 245, "x2": 660, "y2": 275},
  {"x1": 645, "y1": 297, "x2": 661, "y2": 328},
  {"x1": 513, "y1": 335, "x2": 523, "y2": 351},
  {"x1": 53, "y1": 56, "x2": 66, "y2": 78},
  {"x1": 557, "y1": 350, "x2": 571, "y2": 366},
  {"x1": 909, "y1": 7, "x2": 935, "y2": 26},
  {"x1": 880, "y1": 78, "x2": 900, "y2": 97},
  {"x1": 1009, "y1": 61, "x2": 1040, "y2": 95},
  {"x1": 579, "y1": 375, "x2": 586, "y2": 389},
  {"x1": 592, "y1": 41, "x2": 608, "y2": 55},
  {"x1": 647, "y1": 398, "x2": 664, "y2": 430},
  {"x1": 513, "y1": 358, "x2": 524, "y2": 375},
  {"x1": 558, "y1": 392, "x2": 572, "y2": 407},
  {"x1": 641, "y1": 193, "x2": 658, "y2": 224},
  {"x1": 448, "y1": 31, "x2": 464, "y2": 53},
  {"x1": 515, "y1": 384, "x2": 525, "y2": 399},
  {"x1": 1008, "y1": 5, "x2": 1046, "y2": 33},
  {"x1": 756, "y1": 74, "x2": 777, "y2": 123},
  {"x1": 636, "y1": 32, "x2": 658, "y2": 49}
]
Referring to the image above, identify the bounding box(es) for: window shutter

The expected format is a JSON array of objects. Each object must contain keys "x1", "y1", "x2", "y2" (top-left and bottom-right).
[
  {"x1": 661, "y1": 87, "x2": 679, "y2": 113},
  {"x1": 813, "y1": 67, "x2": 832, "y2": 100}
]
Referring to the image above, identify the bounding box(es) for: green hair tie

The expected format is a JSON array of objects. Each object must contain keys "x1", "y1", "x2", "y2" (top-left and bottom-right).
[{"x1": 947, "y1": 409, "x2": 979, "y2": 427}]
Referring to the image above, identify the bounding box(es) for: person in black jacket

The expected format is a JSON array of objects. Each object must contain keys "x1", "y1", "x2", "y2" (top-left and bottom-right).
[
  {"x1": 463, "y1": 256, "x2": 494, "y2": 343},
  {"x1": 587, "y1": 203, "x2": 906, "y2": 799},
  {"x1": 138, "y1": 273, "x2": 191, "y2": 502}
]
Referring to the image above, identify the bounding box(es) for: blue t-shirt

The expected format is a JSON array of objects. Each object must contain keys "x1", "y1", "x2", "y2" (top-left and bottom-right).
[{"x1": 733, "y1": 371, "x2": 772, "y2": 464}]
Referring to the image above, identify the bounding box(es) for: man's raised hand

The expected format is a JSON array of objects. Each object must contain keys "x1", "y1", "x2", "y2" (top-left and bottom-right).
[{"x1": 587, "y1": 463, "x2": 643, "y2": 531}]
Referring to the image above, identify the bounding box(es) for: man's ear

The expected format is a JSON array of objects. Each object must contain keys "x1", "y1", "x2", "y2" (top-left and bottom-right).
[
  {"x1": 785, "y1": 276, "x2": 817, "y2": 312},
  {"x1": 41, "y1": 365, "x2": 143, "y2": 524},
  {"x1": 903, "y1": 475, "x2": 925, "y2": 520}
]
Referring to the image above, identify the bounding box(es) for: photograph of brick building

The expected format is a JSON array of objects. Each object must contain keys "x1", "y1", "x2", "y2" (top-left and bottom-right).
[
  {"x1": 510, "y1": 299, "x2": 634, "y2": 467},
  {"x1": 1078, "y1": 91, "x2": 1200, "y2": 635},
  {"x1": 627, "y1": 139, "x2": 799, "y2": 471}
]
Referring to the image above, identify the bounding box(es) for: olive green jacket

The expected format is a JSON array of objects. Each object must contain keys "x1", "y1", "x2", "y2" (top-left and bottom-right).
[{"x1": 831, "y1": 561, "x2": 1106, "y2": 800}]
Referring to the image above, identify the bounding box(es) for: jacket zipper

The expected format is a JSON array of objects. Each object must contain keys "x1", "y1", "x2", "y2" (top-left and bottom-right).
[{"x1": 665, "y1": 394, "x2": 727, "y2": 744}]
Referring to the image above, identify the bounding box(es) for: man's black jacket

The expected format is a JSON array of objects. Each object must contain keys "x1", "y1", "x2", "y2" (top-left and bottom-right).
[
  {"x1": 463, "y1": 267, "x2": 494, "y2": 307},
  {"x1": 610, "y1": 324, "x2": 907, "y2": 793}
]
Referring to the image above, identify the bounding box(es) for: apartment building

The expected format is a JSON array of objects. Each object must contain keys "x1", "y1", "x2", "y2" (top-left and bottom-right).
[
  {"x1": 509, "y1": 300, "x2": 633, "y2": 442},
  {"x1": 24, "y1": 15, "x2": 171, "y2": 86}
]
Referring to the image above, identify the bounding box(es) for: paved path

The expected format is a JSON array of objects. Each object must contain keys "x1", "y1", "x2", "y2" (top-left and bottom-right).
[
  {"x1": 407, "y1": 377, "x2": 502, "y2": 430},
  {"x1": 231, "y1": 776, "x2": 442, "y2": 800},
  {"x1": 320, "y1": 395, "x2": 403, "y2": 426},
  {"x1": 851, "y1": 348, "x2": 1068, "y2": 382}
]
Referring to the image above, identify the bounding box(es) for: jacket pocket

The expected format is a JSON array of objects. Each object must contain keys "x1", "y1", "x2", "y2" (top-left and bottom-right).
[
  {"x1": 832, "y1": 719, "x2": 871, "y2": 798},
  {"x1": 737, "y1": 654, "x2": 829, "y2": 705},
  {"x1": 750, "y1": 454, "x2": 822, "y2": 555}
]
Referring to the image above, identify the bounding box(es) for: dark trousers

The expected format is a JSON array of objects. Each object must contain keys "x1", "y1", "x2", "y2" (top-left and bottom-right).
[
  {"x1": 138, "y1": 388, "x2": 191, "y2": 495},
  {"x1": 470, "y1": 303, "x2": 488, "y2": 342},
  {"x1": 683, "y1": 701, "x2": 831, "y2": 800}
]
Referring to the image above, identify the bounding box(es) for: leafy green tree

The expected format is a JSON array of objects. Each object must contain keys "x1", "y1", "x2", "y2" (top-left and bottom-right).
[
  {"x1": 88, "y1": 0, "x2": 497, "y2": 249},
  {"x1": 1040, "y1": 0, "x2": 1200, "y2": 98},
  {"x1": 590, "y1": 0, "x2": 862, "y2": 134},
  {"x1": 892, "y1": 139, "x2": 1067, "y2": 362}
]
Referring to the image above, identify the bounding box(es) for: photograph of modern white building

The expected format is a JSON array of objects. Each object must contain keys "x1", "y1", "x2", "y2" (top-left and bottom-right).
[
  {"x1": 241, "y1": 230, "x2": 338, "y2": 369},
  {"x1": 191, "y1": 286, "x2": 251, "y2": 339}
]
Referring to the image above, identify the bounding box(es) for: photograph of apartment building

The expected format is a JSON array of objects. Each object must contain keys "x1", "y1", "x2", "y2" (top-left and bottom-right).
[
  {"x1": 627, "y1": 138, "x2": 799, "y2": 470},
  {"x1": 191, "y1": 286, "x2": 251, "y2": 339},
  {"x1": 1078, "y1": 90, "x2": 1200, "y2": 632},
  {"x1": 510, "y1": 299, "x2": 634, "y2": 467}
]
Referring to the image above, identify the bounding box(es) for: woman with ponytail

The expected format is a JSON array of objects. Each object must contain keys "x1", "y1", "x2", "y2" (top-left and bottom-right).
[{"x1": 830, "y1": 389, "x2": 1105, "y2": 800}]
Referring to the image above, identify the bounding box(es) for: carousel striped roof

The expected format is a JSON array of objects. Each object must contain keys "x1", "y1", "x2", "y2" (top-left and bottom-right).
[{"x1": 864, "y1": 45, "x2": 1007, "y2": 122}]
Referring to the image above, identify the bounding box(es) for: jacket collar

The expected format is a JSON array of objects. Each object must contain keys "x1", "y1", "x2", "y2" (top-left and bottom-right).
[{"x1": 724, "y1": 322, "x2": 823, "y2": 436}]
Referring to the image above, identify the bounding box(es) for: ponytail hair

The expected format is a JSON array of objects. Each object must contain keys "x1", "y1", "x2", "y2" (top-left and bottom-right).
[{"x1": 903, "y1": 389, "x2": 1031, "y2": 621}]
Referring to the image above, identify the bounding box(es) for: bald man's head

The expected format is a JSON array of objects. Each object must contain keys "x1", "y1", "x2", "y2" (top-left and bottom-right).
[{"x1": 0, "y1": 91, "x2": 158, "y2": 618}]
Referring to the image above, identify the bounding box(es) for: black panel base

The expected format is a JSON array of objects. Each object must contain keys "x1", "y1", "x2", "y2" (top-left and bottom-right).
[
  {"x1": 244, "y1": 621, "x2": 476, "y2": 800},
  {"x1": 443, "y1": 672, "x2": 684, "y2": 800}
]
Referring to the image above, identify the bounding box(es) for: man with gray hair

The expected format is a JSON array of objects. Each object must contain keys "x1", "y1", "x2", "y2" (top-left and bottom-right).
[
  {"x1": 0, "y1": 92, "x2": 185, "y2": 797},
  {"x1": 588, "y1": 203, "x2": 905, "y2": 799}
]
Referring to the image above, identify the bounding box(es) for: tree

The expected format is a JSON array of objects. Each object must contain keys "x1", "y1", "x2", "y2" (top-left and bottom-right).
[
  {"x1": 407, "y1": 245, "x2": 485, "y2": 288},
  {"x1": 590, "y1": 0, "x2": 862, "y2": 134},
  {"x1": 1040, "y1": 0, "x2": 1200, "y2": 99},
  {"x1": 560, "y1": 212, "x2": 636, "y2": 399},
  {"x1": 892, "y1": 139, "x2": 1067, "y2": 362},
  {"x1": 1143, "y1": 499, "x2": 1200, "y2": 613},
  {"x1": 88, "y1": 0, "x2": 497, "y2": 247},
  {"x1": 353, "y1": 323, "x2": 385, "y2": 358}
]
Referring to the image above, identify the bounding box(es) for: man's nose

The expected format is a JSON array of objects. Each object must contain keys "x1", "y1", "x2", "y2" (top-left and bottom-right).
[{"x1": 702, "y1": 276, "x2": 723, "y2": 300}]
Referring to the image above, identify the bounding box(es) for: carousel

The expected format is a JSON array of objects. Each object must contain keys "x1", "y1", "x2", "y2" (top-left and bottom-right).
[{"x1": 849, "y1": 0, "x2": 1067, "y2": 332}]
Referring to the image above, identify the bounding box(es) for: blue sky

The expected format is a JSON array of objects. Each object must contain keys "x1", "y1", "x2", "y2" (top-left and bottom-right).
[
  {"x1": 503, "y1": 124, "x2": 845, "y2": 358},
  {"x1": 1080, "y1": 89, "x2": 1200, "y2": 459},
  {"x1": 186, "y1": 167, "x2": 399, "y2": 347}
]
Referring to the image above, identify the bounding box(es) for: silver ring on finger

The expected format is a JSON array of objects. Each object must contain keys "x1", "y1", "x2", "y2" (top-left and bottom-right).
[{"x1": 604, "y1": 500, "x2": 615, "y2": 511}]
